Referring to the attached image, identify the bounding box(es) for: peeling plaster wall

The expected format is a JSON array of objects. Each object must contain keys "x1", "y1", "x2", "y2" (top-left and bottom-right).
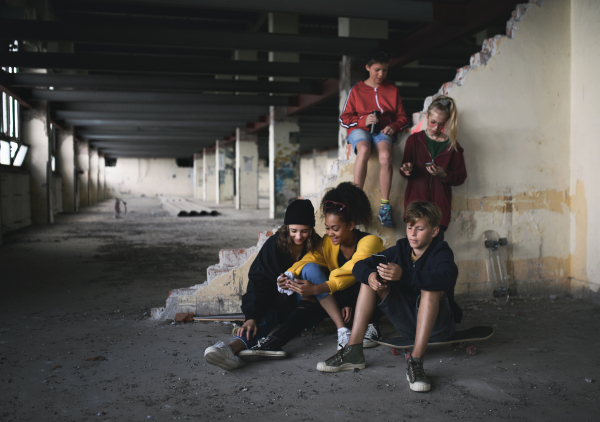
[
  {"x1": 104, "y1": 158, "x2": 193, "y2": 198},
  {"x1": 570, "y1": 0, "x2": 600, "y2": 302}
]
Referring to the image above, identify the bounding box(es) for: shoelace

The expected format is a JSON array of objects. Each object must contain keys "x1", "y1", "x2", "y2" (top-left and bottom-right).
[
  {"x1": 365, "y1": 325, "x2": 378, "y2": 339},
  {"x1": 408, "y1": 361, "x2": 426, "y2": 379},
  {"x1": 254, "y1": 337, "x2": 269, "y2": 348},
  {"x1": 328, "y1": 347, "x2": 349, "y2": 364}
]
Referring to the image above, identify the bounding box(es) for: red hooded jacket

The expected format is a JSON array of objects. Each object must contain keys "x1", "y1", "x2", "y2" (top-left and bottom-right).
[
  {"x1": 400, "y1": 131, "x2": 467, "y2": 228},
  {"x1": 340, "y1": 81, "x2": 409, "y2": 135}
]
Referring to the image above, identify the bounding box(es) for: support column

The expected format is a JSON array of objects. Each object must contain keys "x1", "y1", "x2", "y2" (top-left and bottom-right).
[
  {"x1": 338, "y1": 18, "x2": 388, "y2": 159},
  {"x1": 76, "y1": 139, "x2": 89, "y2": 208},
  {"x1": 23, "y1": 103, "x2": 53, "y2": 224},
  {"x1": 98, "y1": 154, "x2": 105, "y2": 201},
  {"x1": 204, "y1": 147, "x2": 216, "y2": 202},
  {"x1": 268, "y1": 13, "x2": 299, "y2": 82},
  {"x1": 269, "y1": 106, "x2": 300, "y2": 219},
  {"x1": 235, "y1": 129, "x2": 259, "y2": 210},
  {"x1": 57, "y1": 127, "x2": 76, "y2": 212},
  {"x1": 89, "y1": 148, "x2": 98, "y2": 205},
  {"x1": 193, "y1": 152, "x2": 204, "y2": 199},
  {"x1": 216, "y1": 140, "x2": 234, "y2": 204}
]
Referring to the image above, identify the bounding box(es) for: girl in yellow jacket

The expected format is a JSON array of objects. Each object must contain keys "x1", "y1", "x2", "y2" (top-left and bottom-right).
[{"x1": 239, "y1": 183, "x2": 385, "y2": 359}]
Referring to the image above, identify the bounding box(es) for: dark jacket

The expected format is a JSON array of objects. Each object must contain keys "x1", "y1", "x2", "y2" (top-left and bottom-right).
[
  {"x1": 352, "y1": 237, "x2": 463, "y2": 323},
  {"x1": 400, "y1": 131, "x2": 467, "y2": 228},
  {"x1": 241, "y1": 232, "x2": 310, "y2": 322}
]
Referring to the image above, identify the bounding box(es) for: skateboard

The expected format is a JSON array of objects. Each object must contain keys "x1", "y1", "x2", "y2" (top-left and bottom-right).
[
  {"x1": 375, "y1": 326, "x2": 494, "y2": 357},
  {"x1": 193, "y1": 313, "x2": 245, "y2": 322},
  {"x1": 484, "y1": 230, "x2": 511, "y2": 304}
]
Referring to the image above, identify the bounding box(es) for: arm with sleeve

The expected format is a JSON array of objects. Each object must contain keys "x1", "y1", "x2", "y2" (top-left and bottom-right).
[
  {"x1": 398, "y1": 247, "x2": 458, "y2": 292},
  {"x1": 439, "y1": 146, "x2": 467, "y2": 186},
  {"x1": 287, "y1": 239, "x2": 327, "y2": 279},
  {"x1": 339, "y1": 89, "x2": 360, "y2": 130},
  {"x1": 388, "y1": 90, "x2": 409, "y2": 133},
  {"x1": 400, "y1": 136, "x2": 419, "y2": 179},
  {"x1": 327, "y1": 235, "x2": 385, "y2": 294}
]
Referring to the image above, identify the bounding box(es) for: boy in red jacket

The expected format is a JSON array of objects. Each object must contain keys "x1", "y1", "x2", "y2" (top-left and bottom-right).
[{"x1": 340, "y1": 49, "x2": 409, "y2": 228}]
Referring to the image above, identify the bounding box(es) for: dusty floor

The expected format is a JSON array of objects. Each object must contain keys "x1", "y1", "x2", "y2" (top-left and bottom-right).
[{"x1": 0, "y1": 198, "x2": 599, "y2": 422}]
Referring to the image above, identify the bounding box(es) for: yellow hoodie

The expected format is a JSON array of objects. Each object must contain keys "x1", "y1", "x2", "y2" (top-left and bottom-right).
[{"x1": 287, "y1": 232, "x2": 385, "y2": 294}]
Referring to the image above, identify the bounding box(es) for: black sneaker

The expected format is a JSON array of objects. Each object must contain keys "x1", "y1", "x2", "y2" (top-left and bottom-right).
[
  {"x1": 363, "y1": 323, "x2": 382, "y2": 348},
  {"x1": 406, "y1": 356, "x2": 431, "y2": 392},
  {"x1": 238, "y1": 336, "x2": 287, "y2": 362}
]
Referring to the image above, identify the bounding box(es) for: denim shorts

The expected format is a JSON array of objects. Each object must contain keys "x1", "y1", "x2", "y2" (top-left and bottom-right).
[
  {"x1": 377, "y1": 283, "x2": 455, "y2": 343},
  {"x1": 347, "y1": 129, "x2": 394, "y2": 154}
]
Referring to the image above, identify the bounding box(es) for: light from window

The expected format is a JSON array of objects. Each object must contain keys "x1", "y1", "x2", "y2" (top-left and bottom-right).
[
  {"x1": 13, "y1": 144, "x2": 28, "y2": 167},
  {"x1": 51, "y1": 155, "x2": 56, "y2": 171},
  {"x1": 0, "y1": 140, "x2": 10, "y2": 165}
]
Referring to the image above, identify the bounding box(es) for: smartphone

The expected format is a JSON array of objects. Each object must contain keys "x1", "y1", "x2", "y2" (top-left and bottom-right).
[
  {"x1": 425, "y1": 162, "x2": 434, "y2": 167},
  {"x1": 372, "y1": 254, "x2": 388, "y2": 266},
  {"x1": 372, "y1": 254, "x2": 388, "y2": 282}
]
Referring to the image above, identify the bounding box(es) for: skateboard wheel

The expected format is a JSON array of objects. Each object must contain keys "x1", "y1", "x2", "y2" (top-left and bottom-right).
[
  {"x1": 392, "y1": 348, "x2": 402, "y2": 356},
  {"x1": 467, "y1": 346, "x2": 477, "y2": 356}
]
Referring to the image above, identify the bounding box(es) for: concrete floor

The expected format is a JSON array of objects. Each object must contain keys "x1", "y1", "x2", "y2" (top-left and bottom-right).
[{"x1": 0, "y1": 198, "x2": 598, "y2": 422}]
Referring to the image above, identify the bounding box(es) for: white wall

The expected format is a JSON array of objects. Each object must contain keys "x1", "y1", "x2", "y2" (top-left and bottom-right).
[
  {"x1": 570, "y1": 0, "x2": 600, "y2": 300},
  {"x1": 105, "y1": 158, "x2": 193, "y2": 198}
]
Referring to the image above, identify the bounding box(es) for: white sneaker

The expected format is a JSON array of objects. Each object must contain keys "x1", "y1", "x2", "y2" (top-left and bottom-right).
[
  {"x1": 337, "y1": 328, "x2": 351, "y2": 351},
  {"x1": 204, "y1": 341, "x2": 238, "y2": 370}
]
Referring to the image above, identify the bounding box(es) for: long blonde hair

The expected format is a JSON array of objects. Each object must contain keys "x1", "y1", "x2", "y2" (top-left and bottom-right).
[{"x1": 427, "y1": 95, "x2": 458, "y2": 151}]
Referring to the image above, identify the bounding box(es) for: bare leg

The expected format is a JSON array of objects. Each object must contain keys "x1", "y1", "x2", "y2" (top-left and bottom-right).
[
  {"x1": 348, "y1": 283, "x2": 389, "y2": 345},
  {"x1": 411, "y1": 291, "x2": 444, "y2": 358},
  {"x1": 376, "y1": 141, "x2": 393, "y2": 200},
  {"x1": 353, "y1": 141, "x2": 371, "y2": 189},
  {"x1": 319, "y1": 295, "x2": 346, "y2": 329},
  {"x1": 228, "y1": 338, "x2": 247, "y2": 356}
]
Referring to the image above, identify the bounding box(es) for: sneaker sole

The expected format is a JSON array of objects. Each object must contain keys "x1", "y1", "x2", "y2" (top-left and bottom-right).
[
  {"x1": 238, "y1": 350, "x2": 287, "y2": 362},
  {"x1": 407, "y1": 374, "x2": 431, "y2": 392},
  {"x1": 316, "y1": 362, "x2": 365, "y2": 373},
  {"x1": 204, "y1": 350, "x2": 238, "y2": 371},
  {"x1": 362, "y1": 338, "x2": 379, "y2": 348}
]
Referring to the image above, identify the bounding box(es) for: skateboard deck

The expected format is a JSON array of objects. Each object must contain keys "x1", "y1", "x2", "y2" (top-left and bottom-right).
[
  {"x1": 376, "y1": 326, "x2": 494, "y2": 357},
  {"x1": 193, "y1": 313, "x2": 245, "y2": 322},
  {"x1": 484, "y1": 230, "x2": 511, "y2": 304}
]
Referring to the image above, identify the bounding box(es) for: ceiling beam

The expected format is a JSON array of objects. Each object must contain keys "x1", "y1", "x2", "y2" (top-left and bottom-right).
[
  {"x1": 383, "y1": 0, "x2": 522, "y2": 67},
  {"x1": 54, "y1": 111, "x2": 262, "y2": 121},
  {"x1": 51, "y1": 102, "x2": 269, "y2": 114},
  {"x1": 9, "y1": 73, "x2": 319, "y2": 95},
  {"x1": 63, "y1": 119, "x2": 247, "y2": 127},
  {"x1": 26, "y1": 89, "x2": 291, "y2": 105},
  {"x1": 0, "y1": 52, "x2": 339, "y2": 79},
  {"x1": 63, "y1": 0, "x2": 436, "y2": 22},
  {"x1": 0, "y1": 18, "x2": 379, "y2": 55}
]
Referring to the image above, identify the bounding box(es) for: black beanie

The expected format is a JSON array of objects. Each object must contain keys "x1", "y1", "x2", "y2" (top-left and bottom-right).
[{"x1": 284, "y1": 199, "x2": 315, "y2": 227}]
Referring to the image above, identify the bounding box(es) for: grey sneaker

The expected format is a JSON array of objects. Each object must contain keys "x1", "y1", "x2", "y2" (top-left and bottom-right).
[
  {"x1": 316, "y1": 344, "x2": 366, "y2": 373},
  {"x1": 337, "y1": 328, "x2": 351, "y2": 351},
  {"x1": 204, "y1": 341, "x2": 238, "y2": 370},
  {"x1": 406, "y1": 356, "x2": 431, "y2": 392},
  {"x1": 363, "y1": 323, "x2": 382, "y2": 348},
  {"x1": 378, "y1": 205, "x2": 396, "y2": 228}
]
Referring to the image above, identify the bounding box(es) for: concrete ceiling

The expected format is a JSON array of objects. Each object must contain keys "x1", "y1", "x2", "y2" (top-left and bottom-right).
[{"x1": 0, "y1": 0, "x2": 519, "y2": 158}]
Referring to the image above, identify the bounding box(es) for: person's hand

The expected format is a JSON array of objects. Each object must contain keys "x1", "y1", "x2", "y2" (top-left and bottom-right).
[
  {"x1": 277, "y1": 274, "x2": 290, "y2": 290},
  {"x1": 426, "y1": 164, "x2": 447, "y2": 178},
  {"x1": 365, "y1": 114, "x2": 379, "y2": 125},
  {"x1": 400, "y1": 162, "x2": 413, "y2": 176},
  {"x1": 367, "y1": 272, "x2": 388, "y2": 291},
  {"x1": 237, "y1": 319, "x2": 258, "y2": 341},
  {"x1": 377, "y1": 263, "x2": 403, "y2": 282},
  {"x1": 382, "y1": 126, "x2": 395, "y2": 135},
  {"x1": 341, "y1": 306, "x2": 353, "y2": 323},
  {"x1": 286, "y1": 279, "x2": 319, "y2": 296}
]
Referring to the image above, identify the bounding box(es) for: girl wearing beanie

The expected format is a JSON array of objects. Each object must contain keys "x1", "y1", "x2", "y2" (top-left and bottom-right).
[
  {"x1": 239, "y1": 182, "x2": 385, "y2": 359},
  {"x1": 204, "y1": 199, "x2": 320, "y2": 370}
]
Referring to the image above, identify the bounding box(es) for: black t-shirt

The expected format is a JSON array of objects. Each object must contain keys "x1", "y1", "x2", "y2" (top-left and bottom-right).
[{"x1": 337, "y1": 230, "x2": 370, "y2": 268}]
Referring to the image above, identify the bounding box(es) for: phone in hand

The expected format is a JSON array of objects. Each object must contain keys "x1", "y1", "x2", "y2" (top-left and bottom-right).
[{"x1": 372, "y1": 254, "x2": 388, "y2": 282}]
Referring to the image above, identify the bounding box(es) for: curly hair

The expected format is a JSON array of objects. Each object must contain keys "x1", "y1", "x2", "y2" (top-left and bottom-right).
[
  {"x1": 276, "y1": 225, "x2": 320, "y2": 255},
  {"x1": 320, "y1": 182, "x2": 372, "y2": 227}
]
